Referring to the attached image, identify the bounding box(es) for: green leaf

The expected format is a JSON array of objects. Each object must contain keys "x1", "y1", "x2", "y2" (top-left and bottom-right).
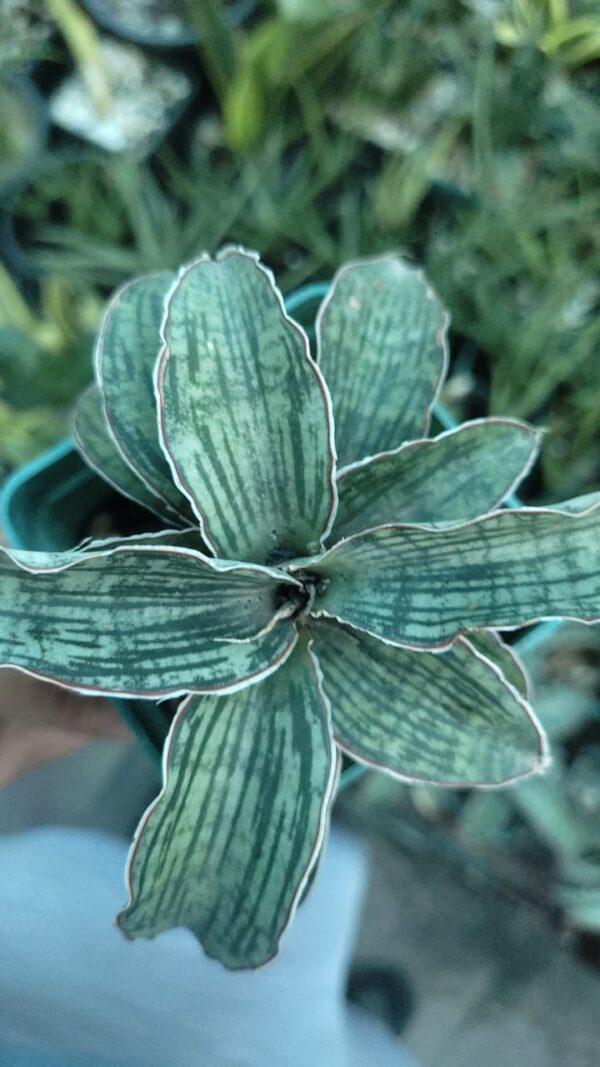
[
  {"x1": 316, "y1": 255, "x2": 448, "y2": 469},
  {"x1": 277, "y1": 0, "x2": 363, "y2": 22},
  {"x1": 78, "y1": 527, "x2": 209, "y2": 553},
  {"x1": 157, "y1": 248, "x2": 336, "y2": 564},
  {"x1": 0, "y1": 544, "x2": 299, "y2": 697},
  {"x1": 309, "y1": 497, "x2": 600, "y2": 649},
  {"x1": 466, "y1": 630, "x2": 531, "y2": 700},
  {"x1": 118, "y1": 631, "x2": 337, "y2": 969},
  {"x1": 73, "y1": 385, "x2": 181, "y2": 525},
  {"x1": 310, "y1": 620, "x2": 545, "y2": 786},
  {"x1": 331, "y1": 418, "x2": 542, "y2": 540},
  {"x1": 95, "y1": 272, "x2": 193, "y2": 522}
]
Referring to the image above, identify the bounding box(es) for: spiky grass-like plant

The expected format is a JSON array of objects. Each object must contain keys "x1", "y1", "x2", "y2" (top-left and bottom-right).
[{"x1": 2, "y1": 249, "x2": 600, "y2": 969}]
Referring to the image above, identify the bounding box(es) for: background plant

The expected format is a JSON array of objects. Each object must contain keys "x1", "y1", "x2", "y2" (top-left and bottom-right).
[{"x1": 2, "y1": 0, "x2": 598, "y2": 498}]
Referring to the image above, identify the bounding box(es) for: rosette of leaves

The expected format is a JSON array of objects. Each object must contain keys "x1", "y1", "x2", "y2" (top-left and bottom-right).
[{"x1": 2, "y1": 249, "x2": 600, "y2": 969}]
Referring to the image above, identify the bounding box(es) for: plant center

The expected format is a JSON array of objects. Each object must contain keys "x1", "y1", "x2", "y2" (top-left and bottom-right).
[{"x1": 275, "y1": 572, "x2": 329, "y2": 621}]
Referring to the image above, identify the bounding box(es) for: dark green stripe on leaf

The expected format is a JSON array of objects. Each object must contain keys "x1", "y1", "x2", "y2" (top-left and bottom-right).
[
  {"x1": 310, "y1": 498, "x2": 600, "y2": 648},
  {"x1": 0, "y1": 545, "x2": 297, "y2": 696},
  {"x1": 95, "y1": 272, "x2": 194, "y2": 521},
  {"x1": 118, "y1": 631, "x2": 337, "y2": 968},
  {"x1": 310, "y1": 619, "x2": 545, "y2": 786},
  {"x1": 316, "y1": 255, "x2": 448, "y2": 469},
  {"x1": 73, "y1": 385, "x2": 181, "y2": 525},
  {"x1": 158, "y1": 248, "x2": 336, "y2": 564},
  {"x1": 332, "y1": 418, "x2": 542, "y2": 540}
]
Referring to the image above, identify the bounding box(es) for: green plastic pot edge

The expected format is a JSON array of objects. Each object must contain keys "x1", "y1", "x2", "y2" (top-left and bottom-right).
[{"x1": 0, "y1": 282, "x2": 562, "y2": 777}]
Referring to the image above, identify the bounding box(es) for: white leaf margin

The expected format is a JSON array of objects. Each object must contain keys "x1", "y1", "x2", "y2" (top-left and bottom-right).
[
  {"x1": 314, "y1": 630, "x2": 548, "y2": 790},
  {"x1": 116, "y1": 627, "x2": 340, "y2": 970},
  {"x1": 304, "y1": 495, "x2": 600, "y2": 651},
  {"x1": 0, "y1": 542, "x2": 301, "y2": 700},
  {"x1": 154, "y1": 246, "x2": 340, "y2": 558},
  {"x1": 314, "y1": 250, "x2": 451, "y2": 466},
  {"x1": 93, "y1": 272, "x2": 192, "y2": 524},
  {"x1": 73, "y1": 385, "x2": 184, "y2": 527},
  {"x1": 335, "y1": 415, "x2": 545, "y2": 498}
]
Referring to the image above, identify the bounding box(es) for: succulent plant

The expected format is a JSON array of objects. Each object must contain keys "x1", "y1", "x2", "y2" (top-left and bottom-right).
[{"x1": 2, "y1": 248, "x2": 600, "y2": 969}]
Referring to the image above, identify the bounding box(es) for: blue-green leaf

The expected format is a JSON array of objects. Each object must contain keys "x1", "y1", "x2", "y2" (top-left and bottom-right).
[
  {"x1": 0, "y1": 544, "x2": 298, "y2": 697},
  {"x1": 316, "y1": 255, "x2": 448, "y2": 469},
  {"x1": 118, "y1": 631, "x2": 337, "y2": 969},
  {"x1": 467, "y1": 630, "x2": 531, "y2": 701},
  {"x1": 310, "y1": 620, "x2": 545, "y2": 786},
  {"x1": 332, "y1": 418, "x2": 542, "y2": 540},
  {"x1": 95, "y1": 272, "x2": 194, "y2": 522},
  {"x1": 78, "y1": 528, "x2": 205, "y2": 553},
  {"x1": 73, "y1": 385, "x2": 182, "y2": 525},
  {"x1": 157, "y1": 248, "x2": 337, "y2": 564},
  {"x1": 309, "y1": 497, "x2": 600, "y2": 649}
]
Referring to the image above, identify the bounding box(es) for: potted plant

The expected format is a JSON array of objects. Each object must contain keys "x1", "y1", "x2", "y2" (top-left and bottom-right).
[{"x1": 2, "y1": 248, "x2": 599, "y2": 970}]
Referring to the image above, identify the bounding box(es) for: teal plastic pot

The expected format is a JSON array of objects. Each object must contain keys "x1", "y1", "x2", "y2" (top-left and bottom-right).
[{"x1": 0, "y1": 282, "x2": 562, "y2": 768}]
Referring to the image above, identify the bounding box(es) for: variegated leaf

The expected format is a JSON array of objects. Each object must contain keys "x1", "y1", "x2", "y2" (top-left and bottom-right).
[
  {"x1": 310, "y1": 620, "x2": 544, "y2": 785},
  {"x1": 118, "y1": 631, "x2": 337, "y2": 969},
  {"x1": 78, "y1": 527, "x2": 204, "y2": 552},
  {"x1": 309, "y1": 497, "x2": 600, "y2": 649},
  {"x1": 95, "y1": 272, "x2": 193, "y2": 521},
  {"x1": 332, "y1": 418, "x2": 542, "y2": 540},
  {"x1": 316, "y1": 254, "x2": 448, "y2": 469},
  {"x1": 467, "y1": 630, "x2": 531, "y2": 700},
  {"x1": 73, "y1": 385, "x2": 182, "y2": 525},
  {"x1": 157, "y1": 248, "x2": 337, "y2": 564},
  {"x1": 0, "y1": 544, "x2": 299, "y2": 697}
]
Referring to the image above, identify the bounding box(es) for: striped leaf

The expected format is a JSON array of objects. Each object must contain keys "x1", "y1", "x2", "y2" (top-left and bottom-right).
[
  {"x1": 78, "y1": 527, "x2": 205, "y2": 553},
  {"x1": 332, "y1": 418, "x2": 542, "y2": 540},
  {"x1": 0, "y1": 544, "x2": 299, "y2": 697},
  {"x1": 157, "y1": 248, "x2": 336, "y2": 564},
  {"x1": 73, "y1": 385, "x2": 182, "y2": 525},
  {"x1": 95, "y1": 272, "x2": 193, "y2": 521},
  {"x1": 309, "y1": 497, "x2": 600, "y2": 649},
  {"x1": 467, "y1": 630, "x2": 531, "y2": 700},
  {"x1": 118, "y1": 632, "x2": 337, "y2": 969},
  {"x1": 310, "y1": 620, "x2": 545, "y2": 786},
  {"x1": 316, "y1": 255, "x2": 448, "y2": 469}
]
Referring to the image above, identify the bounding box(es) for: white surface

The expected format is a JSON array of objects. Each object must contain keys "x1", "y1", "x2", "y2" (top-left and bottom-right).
[{"x1": 0, "y1": 826, "x2": 417, "y2": 1067}]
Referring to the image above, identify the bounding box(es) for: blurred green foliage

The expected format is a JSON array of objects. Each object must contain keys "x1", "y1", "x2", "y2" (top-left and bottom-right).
[
  {"x1": 0, "y1": 263, "x2": 99, "y2": 473},
  {"x1": 0, "y1": 1, "x2": 52, "y2": 74},
  {"x1": 0, "y1": 0, "x2": 598, "y2": 498}
]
